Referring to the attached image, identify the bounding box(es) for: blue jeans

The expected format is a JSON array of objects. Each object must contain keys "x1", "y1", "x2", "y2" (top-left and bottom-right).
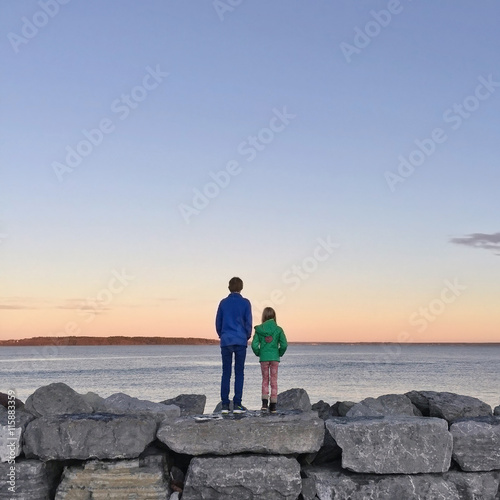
[{"x1": 220, "y1": 345, "x2": 247, "y2": 406}]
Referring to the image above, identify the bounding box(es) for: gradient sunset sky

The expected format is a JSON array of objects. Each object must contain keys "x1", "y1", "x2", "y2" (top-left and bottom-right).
[{"x1": 1, "y1": 1, "x2": 499, "y2": 343}]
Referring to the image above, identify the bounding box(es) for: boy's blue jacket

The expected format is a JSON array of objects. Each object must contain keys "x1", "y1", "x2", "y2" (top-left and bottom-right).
[{"x1": 215, "y1": 292, "x2": 252, "y2": 347}]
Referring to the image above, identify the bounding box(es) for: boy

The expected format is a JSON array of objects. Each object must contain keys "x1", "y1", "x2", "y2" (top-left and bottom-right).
[{"x1": 215, "y1": 277, "x2": 252, "y2": 413}]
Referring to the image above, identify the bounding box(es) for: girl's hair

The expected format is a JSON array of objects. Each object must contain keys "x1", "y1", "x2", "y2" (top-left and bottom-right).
[{"x1": 261, "y1": 307, "x2": 276, "y2": 323}]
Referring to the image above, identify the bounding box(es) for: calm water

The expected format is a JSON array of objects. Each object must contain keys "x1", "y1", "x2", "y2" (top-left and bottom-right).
[{"x1": 1, "y1": 344, "x2": 499, "y2": 412}]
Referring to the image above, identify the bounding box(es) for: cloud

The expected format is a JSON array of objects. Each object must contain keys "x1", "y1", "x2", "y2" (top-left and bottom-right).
[{"x1": 450, "y1": 232, "x2": 500, "y2": 255}]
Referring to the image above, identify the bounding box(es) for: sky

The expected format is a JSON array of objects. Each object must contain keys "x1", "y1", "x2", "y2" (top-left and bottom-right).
[{"x1": 1, "y1": 0, "x2": 499, "y2": 343}]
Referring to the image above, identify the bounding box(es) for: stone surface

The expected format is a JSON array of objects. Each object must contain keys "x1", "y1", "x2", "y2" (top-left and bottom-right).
[
  {"x1": 331, "y1": 401, "x2": 356, "y2": 417},
  {"x1": 25, "y1": 382, "x2": 93, "y2": 417},
  {"x1": 157, "y1": 410, "x2": 324, "y2": 456},
  {"x1": 346, "y1": 394, "x2": 421, "y2": 417},
  {"x1": 494, "y1": 405, "x2": 500, "y2": 416},
  {"x1": 104, "y1": 392, "x2": 180, "y2": 423},
  {"x1": 277, "y1": 387, "x2": 311, "y2": 411},
  {"x1": 326, "y1": 416, "x2": 452, "y2": 474},
  {"x1": 80, "y1": 391, "x2": 108, "y2": 412},
  {"x1": 183, "y1": 455, "x2": 301, "y2": 500},
  {"x1": 451, "y1": 416, "x2": 500, "y2": 472},
  {"x1": 0, "y1": 459, "x2": 63, "y2": 500},
  {"x1": 312, "y1": 400, "x2": 331, "y2": 420},
  {"x1": 55, "y1": 449, "x2": 171, "y2": 499},
  {"x1": 160, "y1": 394, "x2": 206, "y2": 416},
  {"x1": 23, "y1": 412, "x2": 157, "y2": 460},
  {"x1": 302, "y1": 464, "x2": 500, "y2": 500},
  {"x1": 406, "y1": 391, "x2": 492, "y2": 422}
]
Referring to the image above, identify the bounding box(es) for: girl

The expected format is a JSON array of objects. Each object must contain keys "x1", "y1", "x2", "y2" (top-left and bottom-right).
[{"x1": 251, "y1": 307, "x2": 288, "y2": 413}]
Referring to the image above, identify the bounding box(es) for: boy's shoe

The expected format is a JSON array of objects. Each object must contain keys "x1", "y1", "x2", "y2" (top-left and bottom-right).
[
  {"x1": 269, "y1": 402, "x2": 277, "y2": 413},
  {"x1": 221, "y1": 403, "x2": 230, "y2": 414},
  {"x1": 261, "y1": 399, "x2": 269, "y2": 411},
  {"x1": 233, "y1": 404, "x2": 247, "y2": 414}
]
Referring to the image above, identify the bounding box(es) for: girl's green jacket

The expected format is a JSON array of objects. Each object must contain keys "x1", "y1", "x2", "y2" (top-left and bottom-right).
[{"x1": 251, "y1": 319, "x2": 288, "y2": 362}]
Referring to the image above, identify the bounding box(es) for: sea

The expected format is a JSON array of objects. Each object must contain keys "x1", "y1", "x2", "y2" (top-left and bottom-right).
[{"x1": 1, "y1": 344, "x2": 499, "y2": 413}]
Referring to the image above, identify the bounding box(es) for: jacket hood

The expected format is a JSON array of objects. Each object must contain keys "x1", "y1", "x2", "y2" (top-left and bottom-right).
[{"x1": 255, "y1": 319, "x2": 279, "y2": 336}]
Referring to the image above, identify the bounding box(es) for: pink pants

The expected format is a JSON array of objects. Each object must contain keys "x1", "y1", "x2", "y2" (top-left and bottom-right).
[{"x1": 261, "y1": 361, "x2": 279, "y2": 402}]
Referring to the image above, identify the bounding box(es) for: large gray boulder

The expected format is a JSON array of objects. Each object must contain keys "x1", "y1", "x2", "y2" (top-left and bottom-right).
[
  {"x1": 346, "y1": 394, "x2": 421, "y2": 417},
  {"x1": 103, "y1": 393, "x2": 180, "y2": 423},
  {"x1": 23, "y1": 413, "x2": 157, "y2": 461},
  {"x1": 312, "y1": 400, "x2": 331, "y2": 420},
  {"x1": 406, "y1": 391, "x2": 492, "y2": 422},
  {"x1": 160, "y1": 394, "x2": 206, "y2": 416},
  {"x1": 55, "y1": 449, "x2": 171, "y2": 499},
  {"x1": 183, "y1": 455, "x2": 301, "y2": 500},
  {"x1": 25, "y1": 382, "x2": 93, "y2": 417},
  {"x1": 277, "y1": 388, "x2": 311, "y2": 411},
  {"x1": 494, "y1": 405, "x2": 500, "y2": 416},
  {"x1": 157, "y1": 411, "x2": 324, "y2": 456},
  {"x1": 451, "y1": 417, "x2": 500, "y2": 472},
  {"x1": 0, "y1": 459, "x2": 63, "y2": 500},
  {"x1": 301, "y1": 464, "x2": 500, "y2": 500},
  {"x1": 326, "y1": 417, "x2": 452, "y2": 474}
]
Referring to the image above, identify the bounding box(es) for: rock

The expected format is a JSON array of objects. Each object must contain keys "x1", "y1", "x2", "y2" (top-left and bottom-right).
[
  {"x1": 23, "y1": 413, "x2": 157, "y2": 461},
  {"x1": 451, "y1": 416, "x2": 500, "y2": 472},
  {"x1": 331, "y1": 401, "x2": 356, "y2": 417},
  {"x1": 277, "y1": 388, "x2": 311, "y2": 411},
  {"x1": 346, "y1": 394, "x2": 422, "y2": 417},
  {"x1": 104, "y1": 393, "x2": 180, "y2": 419},
  {"x1": 405, "y1": 391, "x2": 492, "y2": 422},
  {"x1": 302, "y1": 463, "x2": 500, "y2": 500},
  {"x1": 312, "y1": 400, "x2": 331, "y2": 420},
  {"x1": 494, "y1": 405, "x2": 500, "y2": 416},
  {"x1": 0, "y1": 392, "x2": 24, "y2": 409},
  {"x1": 161, "y1": 394, "x2": 206, "y2": 416},
  {"x1": 326, "y1": 416, "x2": 452, "y2": 474},
  {"x1": 103, "y1": 393, "x2": 180, "y2": 423},
  {"x1": 55, "y1": 449, "x2": 171, "y2": 499},
  {"x1": 170, "y1": 465, "x2": 185, "y2": 492},
  {"x1": 0, "y1": 459, "x2": 63, "y2": 500},
  {"x1": 25, "y1": 382, "x2": 93, "y2": 417},
  {"x1": 183, "y1": 455, "x2": 301, "y2": 500},
  {"x1": 81, "y1": 391, "x2": 108, "y2": 412},
  {"x1": 0, "y1": 407, "x2": 35, "y2": 463},
  {"x1": 302, "y1": 427, "x2": 341, "y2": 466},
  {"x1": 157, "y1": 410, "x2": 324, "y2": 456}
]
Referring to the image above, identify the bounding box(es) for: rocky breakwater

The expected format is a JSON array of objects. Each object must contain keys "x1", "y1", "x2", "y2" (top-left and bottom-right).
[{"x1": 1, "y1": 385, "x2": 500, "y2": 499}]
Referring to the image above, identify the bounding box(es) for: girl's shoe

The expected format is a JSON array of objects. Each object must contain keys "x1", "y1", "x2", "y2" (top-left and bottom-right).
[
  {"x1": 269, "y1": 402, "x2": 277, "y2": 413},
  {"x1": 261, "y1": 399, "x2": 269, "y2": 411}
]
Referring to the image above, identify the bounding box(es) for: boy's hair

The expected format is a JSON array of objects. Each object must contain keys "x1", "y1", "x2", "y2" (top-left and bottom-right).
[
  {"x1": 228, "y1": 277, "x2": 243, "y2": 293},
  {"x1": 261, "y1": 307, "x2": 276, "y2": 323}
]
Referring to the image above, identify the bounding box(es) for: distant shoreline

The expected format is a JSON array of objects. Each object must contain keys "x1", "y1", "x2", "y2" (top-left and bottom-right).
[{"x1": 0, "y1": 336, "x2": 499, "y2": 347}]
